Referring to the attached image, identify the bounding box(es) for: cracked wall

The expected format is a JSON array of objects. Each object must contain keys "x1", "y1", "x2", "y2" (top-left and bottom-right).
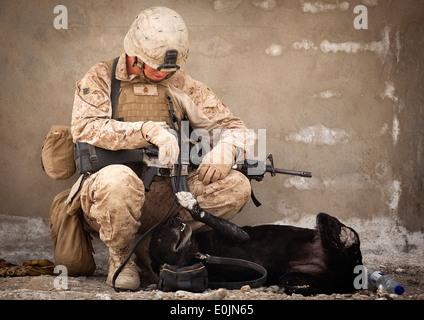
[{"x1": 0, "y1": 0, "x2": 423, "y2": 258}]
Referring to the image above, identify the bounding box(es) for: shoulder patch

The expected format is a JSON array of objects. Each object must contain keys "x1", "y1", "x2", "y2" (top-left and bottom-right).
[
  {"x1": 80, "y1": 85, "x2": 92, "y2": 97},
  {"x1": 77, "y1": 80, "x2": 108, "y2": 107}
]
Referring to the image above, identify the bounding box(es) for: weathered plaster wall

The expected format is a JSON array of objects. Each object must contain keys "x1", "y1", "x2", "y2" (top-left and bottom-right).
[{"x1": 1, "y1": 0, "x2": 423, "y2": 260}]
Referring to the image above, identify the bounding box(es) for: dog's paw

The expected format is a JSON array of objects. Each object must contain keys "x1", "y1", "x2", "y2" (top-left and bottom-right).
[
  {"x1": 339, "y1": 226, "x2": 358, "y2": 248},
  {"x1": 176, "y1": 191, "x2": 197, "y2": 210}
]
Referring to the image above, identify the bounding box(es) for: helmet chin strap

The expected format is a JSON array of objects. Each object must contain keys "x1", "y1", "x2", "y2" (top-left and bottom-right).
[{"x1": 133, "y1": 56, "x2": 175, "y2": 84}]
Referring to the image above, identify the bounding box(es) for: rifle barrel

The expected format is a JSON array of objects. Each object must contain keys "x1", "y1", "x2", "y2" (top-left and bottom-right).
[{"x1": 265, "y1": 165, "x2": 312, "y2": 178}]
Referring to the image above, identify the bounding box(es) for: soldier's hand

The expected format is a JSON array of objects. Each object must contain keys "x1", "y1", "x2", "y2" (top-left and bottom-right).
[
  {"x1": 198, "y1": 142, "x2": 235, "y2": 185},
  {"x1": 141, "y1": 121, "x2": 179, "y2": 166}
]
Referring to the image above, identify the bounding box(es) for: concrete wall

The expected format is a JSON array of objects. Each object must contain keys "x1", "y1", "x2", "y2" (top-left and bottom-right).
[{"x1": 1, "y1": 0, "x2": 423, "y2": 259}]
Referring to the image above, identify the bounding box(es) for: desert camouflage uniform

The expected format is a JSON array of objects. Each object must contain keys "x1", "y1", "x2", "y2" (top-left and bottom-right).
[{"x1": 72, "y1": 53, "x2": 253, "y2": 261}]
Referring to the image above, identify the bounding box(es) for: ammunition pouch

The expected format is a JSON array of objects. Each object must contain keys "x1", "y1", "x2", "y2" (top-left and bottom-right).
[{"x1": 41, "y1": 125, "x2": 76, "y2": 180}]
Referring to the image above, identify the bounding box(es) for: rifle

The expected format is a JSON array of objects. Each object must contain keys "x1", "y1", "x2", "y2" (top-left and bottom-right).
[
  {"x1": 234, "y1": 153, "x2": 312, "y2": 207},
  {"x1": 236, "y1": 153, "x2": 312, "y2": 181},
  {"x1": 74, "y1": 141, "x2": 312, "y2": 206}
]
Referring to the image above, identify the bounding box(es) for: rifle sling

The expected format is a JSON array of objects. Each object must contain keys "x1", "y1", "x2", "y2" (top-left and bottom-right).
[
  {"x1": 249, "y1": 181, "x2": 262, "y2": 207},
  {"x1": 110, "y1": 56, "x2": 121, "y2": 119}
]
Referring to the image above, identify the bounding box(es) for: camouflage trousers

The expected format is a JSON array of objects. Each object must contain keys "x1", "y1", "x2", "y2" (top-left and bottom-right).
[{"x1": 80, "y1": 164, "x2": 251, "y2": 251}]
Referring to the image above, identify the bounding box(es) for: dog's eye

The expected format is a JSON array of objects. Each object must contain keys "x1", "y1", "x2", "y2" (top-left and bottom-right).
[{"x1": 156, "y1": 238, "x2": 162, "y2": 244}]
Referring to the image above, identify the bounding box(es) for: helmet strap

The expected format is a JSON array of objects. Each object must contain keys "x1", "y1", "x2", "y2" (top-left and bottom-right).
[
  {"x1": 141, "y1": 62, "x2": 176, "y2": 84},
  {"x1": 132, "y1": 56, "x2": 138, "y2": 68},
  {"x1": 131, "y1": 56, "x2": 176, "y2": 84}
]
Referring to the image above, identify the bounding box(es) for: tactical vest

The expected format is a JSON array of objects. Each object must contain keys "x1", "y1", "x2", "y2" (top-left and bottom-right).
[{"x1": 104, "y1": 58, "x2": 183, "y2": 127}]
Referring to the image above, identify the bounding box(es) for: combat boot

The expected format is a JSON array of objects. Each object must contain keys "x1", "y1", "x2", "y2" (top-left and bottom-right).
[{"x1": 106, "y1": 247, "x2": 140, "y2": 291}]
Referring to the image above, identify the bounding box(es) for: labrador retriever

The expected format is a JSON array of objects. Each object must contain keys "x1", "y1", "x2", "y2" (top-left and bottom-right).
[{"x1": 148, "y1": 193, "x2": 362, "y2": 295}]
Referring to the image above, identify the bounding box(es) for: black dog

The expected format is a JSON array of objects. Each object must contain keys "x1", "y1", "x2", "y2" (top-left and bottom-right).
[{"x1": 149, "y1": 194, "x2": 362, "y2": 295}]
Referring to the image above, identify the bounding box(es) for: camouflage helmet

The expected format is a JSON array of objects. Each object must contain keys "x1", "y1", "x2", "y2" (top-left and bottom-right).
[{"x1": 124, "y1": 7, "x2": 189, "y2": 72}]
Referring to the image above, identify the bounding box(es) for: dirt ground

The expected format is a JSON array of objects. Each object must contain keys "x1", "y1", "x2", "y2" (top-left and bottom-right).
[{"x1": 0, "y1": 252, "x2": 423, "y2": 301}]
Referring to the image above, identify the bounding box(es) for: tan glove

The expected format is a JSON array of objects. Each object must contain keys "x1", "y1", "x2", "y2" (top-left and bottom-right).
[
  {"x1": 198, "y1": 142, "x2": 236, "y2": 185},
  {"x1": 141, "y1": 121, "x2": 179, "y2": 166}
]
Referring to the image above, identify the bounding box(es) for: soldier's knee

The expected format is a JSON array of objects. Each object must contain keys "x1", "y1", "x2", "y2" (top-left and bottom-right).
[
  {"x1": 92, "y1": 165, "x2": 146, "y2": 220},
  {"x1": 97, "y1": 165, "x2": 145, "y2": 194}
]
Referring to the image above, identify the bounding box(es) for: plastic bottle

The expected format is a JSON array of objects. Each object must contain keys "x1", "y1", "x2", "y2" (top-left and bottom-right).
[{"x1": 367, "y1": 269, "x2": 405, "y2": 295}]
